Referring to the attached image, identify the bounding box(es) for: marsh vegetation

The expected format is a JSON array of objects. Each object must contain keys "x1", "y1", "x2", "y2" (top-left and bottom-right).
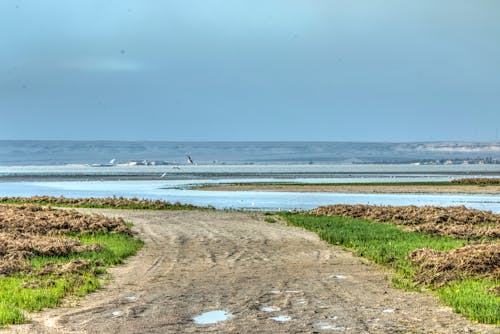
[
  {"x1": 0, "y1": 204, "x2": 143, "y2": 326},
  {"x1": 281, "y1": 204, "x2": 500, "y2": 324}
]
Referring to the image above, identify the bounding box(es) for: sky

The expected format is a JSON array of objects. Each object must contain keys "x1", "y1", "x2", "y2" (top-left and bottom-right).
[{"x1": 0, "y1": 0, "x2": 499, "y2": 142}]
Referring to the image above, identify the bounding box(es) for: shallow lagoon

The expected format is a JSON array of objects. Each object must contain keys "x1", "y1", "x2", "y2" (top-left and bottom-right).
[{"x1": 1, "y1": 179, "x2": 498, "y2": 212}]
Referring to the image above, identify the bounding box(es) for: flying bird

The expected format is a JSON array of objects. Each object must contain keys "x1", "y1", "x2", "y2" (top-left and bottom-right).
[{"x1": 186, "y1": 155, "x2": 194, "y2": 165}]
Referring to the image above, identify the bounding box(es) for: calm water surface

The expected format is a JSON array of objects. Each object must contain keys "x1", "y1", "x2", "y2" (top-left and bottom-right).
[{"x1": 1, "y1": 179, "x2": 498, "y2": 212}]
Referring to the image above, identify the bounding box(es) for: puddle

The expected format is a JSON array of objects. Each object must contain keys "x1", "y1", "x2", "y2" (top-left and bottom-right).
[
  {"x1": 111, "y1": 310, "x2": 124, "y2": 317},
  {"x1": 382, "y1": 308, "x2": 395, "y2": 313},
  {"x1": 260, "y1": 306, "x2": 279, "y2": 312},
  {"x1": 270, "y1": 315, "x2": 292, "y2": 322},
  {"x1": 315, "y1": 321, "x2": 346, "y2": 331},
  {"x1": 193, "y1": 310, "x2": 232, "y2": 325},
  {"x1": 329, "y1": 274, "x2": 346, "y2": 279},
  {"x1": 125, "y1": 295, "x2": 138, "y2": 302}
]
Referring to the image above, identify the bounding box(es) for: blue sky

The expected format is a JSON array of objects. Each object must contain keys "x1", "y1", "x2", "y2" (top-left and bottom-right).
[{"x1": 1, "y1": 0, "x2": 499, "y2": 141}]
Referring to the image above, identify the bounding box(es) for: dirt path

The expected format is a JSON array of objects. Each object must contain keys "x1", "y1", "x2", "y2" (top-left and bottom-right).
[
  {"x1": 197, "y1": 184, "x2": 500, "y2": 194},
  {"x1": 5, "y1": 210, "x2": 499, "y2": 334}
]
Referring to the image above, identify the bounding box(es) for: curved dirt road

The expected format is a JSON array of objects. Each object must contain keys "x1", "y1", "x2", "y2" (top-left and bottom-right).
[{"x1": 5, "y1": 209, "x2": 499, "y2": 333}]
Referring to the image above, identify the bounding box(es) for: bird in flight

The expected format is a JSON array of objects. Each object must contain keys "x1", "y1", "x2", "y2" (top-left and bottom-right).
[{"x1": 186, "y1": 155, "x2": 194, "y2": 165}]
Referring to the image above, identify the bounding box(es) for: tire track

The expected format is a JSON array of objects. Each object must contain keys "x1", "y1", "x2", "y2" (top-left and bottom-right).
[{"x1": 4, "y1": 209, "x2": 499, "y2": 334}]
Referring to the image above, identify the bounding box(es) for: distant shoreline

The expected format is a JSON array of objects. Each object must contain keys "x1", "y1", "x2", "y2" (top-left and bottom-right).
[{"x1": 196, "y1": 183, "x2": 500, "y2": 194}]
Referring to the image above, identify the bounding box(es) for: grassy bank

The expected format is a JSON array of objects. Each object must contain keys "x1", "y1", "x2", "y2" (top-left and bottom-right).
[
  {"x1": 0, "y1": 204, "x2": 143, "y2": 327},
  {"x1": 0, "y1": 196, "x2": 211, "y2": 211},
  {"x1": 280, "y1": 213, "x2": 500, "y2": 324},
  {"x1": 0, "y1": 233, "x2": 142, "y2": 326}
]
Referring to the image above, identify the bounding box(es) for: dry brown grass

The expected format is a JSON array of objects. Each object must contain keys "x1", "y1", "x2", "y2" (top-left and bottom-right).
[
  {"x1": 0, "y1": 204, "x2": 131, "y2": 277},
  {"x1": 451, "y1": 178, "x2": 500, "y2": 185},
  {"x1": 311, "y1": 204, "x2": 500, "y2": 286},
  {"x1": 0, "y1": 195, "x2": 198, "y2": 210},
  {"x1": 37, "y1": 259, "x2": 99, "y2": 276},
  {"x1": 0, "y1": 232, "x2": 100, "y2": 276},
  {"x1": 0, "y1": 204, "x2": 131, "y2": 236},
  {"x1": 409, "y1": 243, "x2": 500, "y2": 286},
  {"x1": 311, "y1": 204, "x2": 500, "y2": 238}
]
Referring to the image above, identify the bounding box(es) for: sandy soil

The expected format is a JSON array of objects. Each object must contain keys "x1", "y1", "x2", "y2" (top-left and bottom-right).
[
  {"x1": 4, "y1": 209, "x2": 499, "y2": 334},
  {"x1": 198, "y1": 184, "x2": 500, "y2": 194}
]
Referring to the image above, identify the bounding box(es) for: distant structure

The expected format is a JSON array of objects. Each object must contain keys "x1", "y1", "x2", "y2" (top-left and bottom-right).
[{"x1": 186, "y1": 155, "x2": 194, "y2": 165}]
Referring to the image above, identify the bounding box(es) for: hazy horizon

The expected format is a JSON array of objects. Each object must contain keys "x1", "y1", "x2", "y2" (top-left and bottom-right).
[
  {"x1": 1, "y1": 140, "x2": 498, "y2": 166},
  {"x1": 0, "y1": 139, "x2": 499, "y2": 144}
]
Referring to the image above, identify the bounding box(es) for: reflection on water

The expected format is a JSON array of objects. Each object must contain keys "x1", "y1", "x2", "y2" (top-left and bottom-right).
[
  {"x1": 193, "y1": 310, "x2": 232, "y2": 325},
  {"x1": 270, "y1": 315, "x2": 292, "y2": 322},
  {"x1": 0, "y1": 180, "x2": 498, "y2": 213}
]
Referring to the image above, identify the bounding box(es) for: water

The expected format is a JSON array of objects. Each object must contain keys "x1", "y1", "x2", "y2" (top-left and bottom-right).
[
  {"x1": 1, "y1": 140, "x2": 499, "y2": 166},
  {"x1": 270, "y1": 315, "x2": 292, "y2": 322},
  {"x1": 330, "y1": 275, "x2": 347, "y2": 279},
  {"x1": 1, "y1": 164, "x2": 500, "y2": 179},
  {"x1": 315, "y1": 322, "x2": 347, "y2": 331},
  {"x1": 260, "y1": 306, "x2": 280, "y2": 312},
  {"x1": 192, "y1": 310, "x2": 232, "y2": 325},
  {"x1": 0, "y1": 180, "x2": 499, "y2": 212},
  {"x1": 111, "y1": 310, "x2": 124, "y2": 317},
  {"x1": 0, "y1": 141, "x2": 498, "y2": 212}
]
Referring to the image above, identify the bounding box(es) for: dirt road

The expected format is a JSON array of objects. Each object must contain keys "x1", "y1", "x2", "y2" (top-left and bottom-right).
[{"x1": 6, "y1": 210, "x2": 499, "y2": 333}]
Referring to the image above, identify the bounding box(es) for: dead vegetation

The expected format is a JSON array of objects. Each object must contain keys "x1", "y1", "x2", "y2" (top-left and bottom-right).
[
  {"x1": 310, "y1": 204, "x2": 500, "y2": 238},
  {"x1": 0, "y1": 204, "x2": 131, "y2": 277},
  {"x1": 311, "y1": 204, "x2": 500, "y2": 288},
  {"x1": 409, "y1": 243, "x2": 500, "y2": 286},
  {"x1": 0, "y1": 204, "x2": 131, "y2": 236},
  {"x1": 451, "y1": 178, "x2": 500, "y2": 185},
  {"x1": 37, "y1": 259, "x2": 100, "y2": 277},
  {"x1": 0, "y1": 195, "x2": 199, "y2": 210}
]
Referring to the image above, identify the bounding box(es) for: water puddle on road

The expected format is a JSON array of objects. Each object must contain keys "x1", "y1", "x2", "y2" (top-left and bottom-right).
[
  {"x1": 315, "y1": 322, "x2": 346, "y2": 331},
  {"x1": 329, "y1": 274, "x2": 347, "y2": 279},
  {"x1": 111, "y1": 310, "x2": 124, "y2": 317},
  {"x1": 270, "y1": 315, "x2": 292, "y2": 322},
  {"x1": 193, "y1": 310, "x2": 233, "y2": 325},
  {"x1": 260, "y1": 306, "x2": 279, "y2": 312},
  {"x1": 124, "y1": 295, "x2": 138, "y2": 302}
]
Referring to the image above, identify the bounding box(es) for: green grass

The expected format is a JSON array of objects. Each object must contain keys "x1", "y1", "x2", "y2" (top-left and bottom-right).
[
  {"x1": 439, "y1": 279, "x2": 500, "y2": 324},
  {"x1": 0, "y1": 302, "x2": 25, "y2": 325},
  {"x1": 282, "y1": 213, "x2": 463, "y2": 272},
  {"x1": 281, "y1": 213, "x2": 500, "y2": 325},
  {"x1": 28, "y1": 233, "x2": 143, "y2": 269},
  {"x1": 0, "y1": 233, "x2": 143, "y2": 327}
]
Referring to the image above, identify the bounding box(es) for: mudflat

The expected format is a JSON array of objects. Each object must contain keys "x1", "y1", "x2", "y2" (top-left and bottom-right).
[
  {"x1": 197, "y1": 184, "x2": 500, "y2": 194},
  {"x1": 6, "y1": 209, "x2": 499, "y2": 334}
]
